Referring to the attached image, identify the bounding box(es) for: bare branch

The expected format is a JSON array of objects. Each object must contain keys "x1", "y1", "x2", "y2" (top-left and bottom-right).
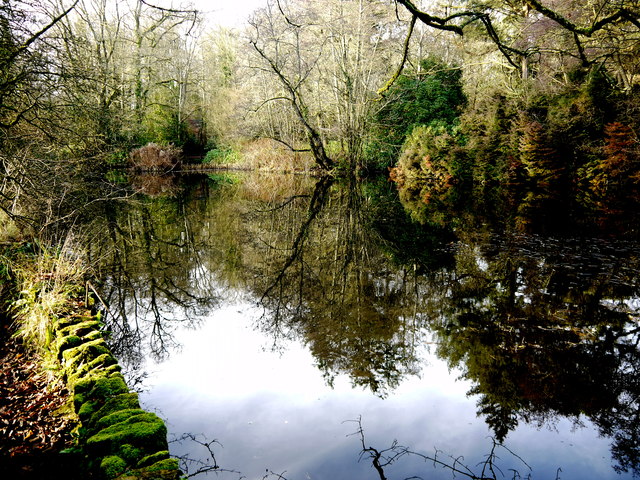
[
  {"x1": 266, "y1": 137, "x2": 312, "y2": 153},
  {"x1": 394, "y1": 0, "x2": 526, "y2": 73},
  {"x1": 140, "y1": 0, "x2": 198, "y2": 16},
  {"x1": 2, "y1": 0, "x2": 80, "y2": 69},
  {"x1": 347, "y1": 417, "x2": 538, "y2": 480},
  {"x1": 377, "y1": 15, "x2": 417, "y2": 97},
  {"x1": 394, "y1": 0, "x2": 463, "y2": 34},
  {"x1": 276, "y1": 0, "x2": 302, "y2": 28},
  {"x1": 525, "y1": 0, "x2": 640, "y2": 37}
]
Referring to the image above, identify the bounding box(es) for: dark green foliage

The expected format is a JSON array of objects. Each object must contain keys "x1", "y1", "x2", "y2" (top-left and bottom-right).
[
  {"x1": 367, "y1": 58, "x2": 466, "y2": 168},
  {"x1": 393, "y1": 62, "x2": 640, "y2": 212}
]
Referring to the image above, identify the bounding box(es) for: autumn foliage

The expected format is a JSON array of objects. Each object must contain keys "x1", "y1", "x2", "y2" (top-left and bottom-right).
[
  {"x1": 603, "y1": 122, "x2": 637, "y2": 181},
  {"x1": 519, "y1": 120, "x2": 563, "y2": 186}
]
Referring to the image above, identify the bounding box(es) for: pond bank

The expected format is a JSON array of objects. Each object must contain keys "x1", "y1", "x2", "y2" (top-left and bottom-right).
[
  {"x1": 0, "y1": 317, "x2": 78, "y2": 478},
  {"x1": 0, "y1": 246, "x2": 181, "y2": 479}
]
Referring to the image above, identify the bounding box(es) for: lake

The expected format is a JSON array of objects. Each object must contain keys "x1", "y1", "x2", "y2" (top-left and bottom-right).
[{"x1": 88, "y1": 171, "x2": 640, "y2": 479}]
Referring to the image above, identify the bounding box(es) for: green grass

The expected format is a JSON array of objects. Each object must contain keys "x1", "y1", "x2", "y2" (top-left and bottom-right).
[
  {"x1": 202, "y1": 146, "x2": 242, "y2": 165},
  {"x1": 10, "y1": 237, "x2": 85, "y2": 353}
]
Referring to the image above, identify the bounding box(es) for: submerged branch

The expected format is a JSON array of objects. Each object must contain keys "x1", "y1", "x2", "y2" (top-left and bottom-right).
[{"x1": 347, "y1": 416, "x2": 535, "y2": 480}]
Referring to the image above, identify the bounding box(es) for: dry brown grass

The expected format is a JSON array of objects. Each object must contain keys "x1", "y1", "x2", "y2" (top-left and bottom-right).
[
  {"x1": 239, "y1": 138, "x2": 316, "y2": 172},
  {"x1": 11, "y1": 236, "x2": 85, "y2": 353},
  {"x1": 129, "y1": 143, "x2": 182, "y2": 172}
]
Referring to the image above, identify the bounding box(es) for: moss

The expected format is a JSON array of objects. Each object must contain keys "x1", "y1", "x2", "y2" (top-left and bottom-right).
[
  {"x1": 100, "y1": 455, "x2": 127, "y2": 479},
  {"x1": 136, "y1": 450, "x2": 169, "y2": 468},
  {"x1": 83, "y1": 329, "x2": 104, "y2": 341},
  {"x1": 116, "y1": 464, "x2": 181, "y2": 480},
  {"x1": 78, "y1": 399, "x2": 100, "y2": 422},
  {"x1": 74, "y1": 375, "x2": 130, "y2": 423},
  {"x1": 118, "y1": 443, "x2": 143, "y2": 463},
  {"x1": 73, "y1": 392, "x2": 87, "y2": 410},
  {"x1": 77, "y1": 379, "x2": 140, "y2": 427},
  {"x1": 88, "y1": 392, "x2": 141, "y2": 428},
  {"x1": 58, "y1": 319, "x2": 102, "y2": 338},
  {"x1": 91, "y1": 375, "x2": 129, "y2": 398},
  {"x1": 55, "y1": 316, "x2": 80, "y2": 329},
  {"x1": 62, "y1": 337, "x2": 110, "y2": 371},
  {"x1": 74, "y1": 376, "x2": 97, "y2": 395},
  {"x1": 70, "y1": 363, "x2": 123, "y2": 388},
  {"x1": 68, "y1": 353, "x2": 118, "y2": 385},
  {"x1": 56, "y1": 334, "x2": 82, "y2": 357},
  {"x1": 95, "y1": 408, "x2": 147, "y2": 430},
  {"x1": 141, "y1": 457, "x2": 180, "y2": 473},
  {"x1": 88, "y1": 353, "x2": 118, "y2": 370},
  {"x1": 86, "y1": 413, "x2": 167, "y2": 456},
  {"x1": 104, "y1": 364, "x2": 122, "y2": 375}
]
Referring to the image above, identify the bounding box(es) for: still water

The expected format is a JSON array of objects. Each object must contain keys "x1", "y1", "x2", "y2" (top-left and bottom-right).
[{"x1": 90, "y1": 172, "x2": 640, "y2": 479}]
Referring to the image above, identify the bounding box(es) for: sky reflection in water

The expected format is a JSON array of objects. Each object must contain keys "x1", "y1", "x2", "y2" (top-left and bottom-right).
[
  {"x1": 140, "y1": 302, "x2": 623, "y2": 480},
  {"x1": 91, "y1": 173, "x2": 640, "y2": 480}
]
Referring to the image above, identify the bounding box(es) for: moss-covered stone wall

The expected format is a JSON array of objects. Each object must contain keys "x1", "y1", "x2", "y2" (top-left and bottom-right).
[{"x1": 53, "y1": 312, "x2": 181, "y2": 480}]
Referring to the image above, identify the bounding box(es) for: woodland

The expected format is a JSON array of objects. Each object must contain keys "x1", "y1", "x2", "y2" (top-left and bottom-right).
[
  {"x1": 1, "y1": 0, "x2": 640, "y2": 476},
  {"x1": 0, "y1": 0, "x2": 639, "y2": 234}
]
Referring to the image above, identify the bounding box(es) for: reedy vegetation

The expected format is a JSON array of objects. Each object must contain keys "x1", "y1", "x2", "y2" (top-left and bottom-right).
[{"x1": 9, "y1": 237, "x2": 85, "y2": 356}]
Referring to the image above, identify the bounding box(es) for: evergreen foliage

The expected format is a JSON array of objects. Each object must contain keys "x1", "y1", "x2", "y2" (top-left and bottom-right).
[
  {"x1": 391, "y1": 61, "x2": 640, "y2": 213},
  {"x1": 367, "y1": 58, "x2": 466, "y2": 169}
]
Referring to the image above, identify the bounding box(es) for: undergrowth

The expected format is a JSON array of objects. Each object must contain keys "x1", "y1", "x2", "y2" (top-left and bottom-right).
[{"x1": 10, "y1": 236, "x2": 86, "y2": 357}]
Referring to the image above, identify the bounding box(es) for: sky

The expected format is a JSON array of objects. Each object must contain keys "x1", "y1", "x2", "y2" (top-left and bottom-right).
[{"x1": 191, "y1": 0, "x2": 269, "y2": 27}]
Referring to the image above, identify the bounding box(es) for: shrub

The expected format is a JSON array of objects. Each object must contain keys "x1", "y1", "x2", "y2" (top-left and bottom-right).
[
  {"x1": 129, "y1": 143, "x2": 182, "y2": 172},
  {"x1": 202, "y1": 146, "x2": 242, "y2": 165},
  {"x1": 367, "y1": 57, "x2": 466, "y2": 168},
  {"x1": 390, "y1": 124, "x2": 467, "y2": 202}
]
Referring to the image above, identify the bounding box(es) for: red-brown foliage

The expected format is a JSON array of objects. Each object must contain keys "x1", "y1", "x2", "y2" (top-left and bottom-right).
[
  {"x1": 603, "y1": 122, "x2": 637, "y2": 178},
  {"x1": 129, "y1": 143, "x2": 182, "y2": 172}
]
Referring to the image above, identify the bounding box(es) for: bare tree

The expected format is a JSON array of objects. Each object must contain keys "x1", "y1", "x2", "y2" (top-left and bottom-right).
[
  {"x1": 392, "y1": 0, "x2": 640, "y2": 83},
  {"x1": 247, "y1": 0, "x2": 406, "y2": 172}
]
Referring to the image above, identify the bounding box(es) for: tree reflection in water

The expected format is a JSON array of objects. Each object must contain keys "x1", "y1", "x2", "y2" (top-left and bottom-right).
[
  {"x1": 430, "y1": 234, "x2": 640, "y2": 474},
  {"x1": 251, "y1": 176, "x2": 440, "y2": 395},
  {"x1": 88, "y1": 172, "x2": 640, "y2": 476},
  {"x1": 88, "y1": 175, "x2": 227, "y2": 368}
]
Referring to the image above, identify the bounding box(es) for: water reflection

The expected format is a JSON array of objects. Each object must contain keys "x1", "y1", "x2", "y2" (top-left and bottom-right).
[
  {"x1": 251, "y1": 176, "x2": 430, "y2": 395},
  {"x1": 432, "y1": 234, "x2": 640, "y2": 473},
  {"x1": 88, "y1": 172, "x2": 640, "y2": 477}
]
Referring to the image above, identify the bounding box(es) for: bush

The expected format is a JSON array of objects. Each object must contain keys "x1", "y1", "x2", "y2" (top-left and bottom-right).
[
  {"x1": 367, "y1": 57, "x2": 466, "y2": 168},
  {"x1": 390, "y1": 124, "x2": 468, "y2": 204},
  {"x1": 129, "y1": 143, "x2": 182, "y2": 172},
  {"x1": 202, "y1": 146, "x2": 241, "y2": 165}
]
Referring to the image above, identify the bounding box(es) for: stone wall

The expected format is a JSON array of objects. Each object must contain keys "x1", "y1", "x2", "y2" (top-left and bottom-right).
[{"x1": 54, "y1": 311, "x2": 181, "y2": 480}]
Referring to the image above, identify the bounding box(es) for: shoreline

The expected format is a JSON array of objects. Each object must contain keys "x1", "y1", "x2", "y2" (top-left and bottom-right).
[{"x1": 0, "y1": 248, "x2": 182, "y2": 479}]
